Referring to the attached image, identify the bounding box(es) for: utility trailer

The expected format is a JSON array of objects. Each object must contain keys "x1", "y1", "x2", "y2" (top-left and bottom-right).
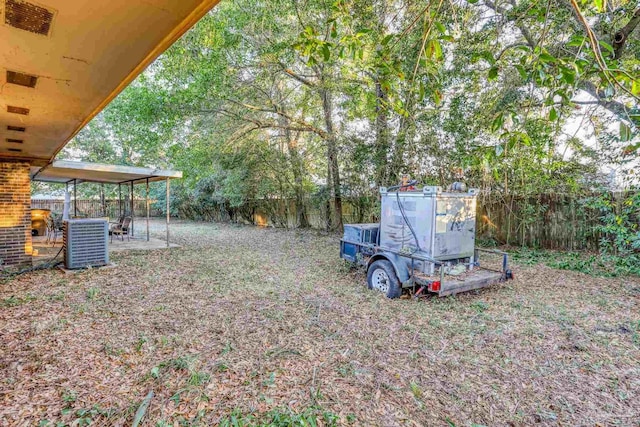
[{"x1": 340, "y1": 185, "x2": 512, "y2": 298}]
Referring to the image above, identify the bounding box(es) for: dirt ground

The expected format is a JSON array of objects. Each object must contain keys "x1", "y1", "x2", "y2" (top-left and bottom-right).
[{"x1": 1, "y1": 220, "x2": 639, "y2": 426}]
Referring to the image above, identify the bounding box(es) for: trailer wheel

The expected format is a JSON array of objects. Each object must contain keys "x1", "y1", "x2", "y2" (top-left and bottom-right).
[{"x1": 367, "y1": 260, "x2": 401, "y2": 299}]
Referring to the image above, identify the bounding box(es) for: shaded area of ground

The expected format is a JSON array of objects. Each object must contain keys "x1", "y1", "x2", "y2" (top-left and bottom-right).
[{"x1": 1, "y1": 220, "x2": 639, "y2": 426}]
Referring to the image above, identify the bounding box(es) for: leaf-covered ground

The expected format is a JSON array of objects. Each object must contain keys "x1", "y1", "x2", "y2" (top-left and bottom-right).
[{"x1": 1, "y1": 220, "x2": 639, "y2": 426}]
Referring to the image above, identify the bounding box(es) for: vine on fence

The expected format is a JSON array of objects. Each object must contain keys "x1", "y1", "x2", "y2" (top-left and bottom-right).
[{"x1": 582, "y1": 191, "x2": 640, "y2": 255}]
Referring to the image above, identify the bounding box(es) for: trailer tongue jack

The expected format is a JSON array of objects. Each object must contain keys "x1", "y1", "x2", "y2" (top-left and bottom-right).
[{"x1": 340, "y1": 184, "x2": 513, "y2": 298}]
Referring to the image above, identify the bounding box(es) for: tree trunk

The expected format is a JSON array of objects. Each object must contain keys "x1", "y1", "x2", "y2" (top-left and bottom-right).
[
  {"x1": 291, "y1": 146, "x2": 309, "y2": 228},
  {"x1": 320, "y1": 83, "x2": 343, "y2": 231},
  {"x1": 390, "y1": 88, "x2": 416, "y2": 185},
  {"x1": 283, "y1": 122, "x2": 309, "y2": 228},
  {"x1": 391, "y1": 118, "x2": 408, "y2": 185},
  {"x1": 374, "y1": 78, "x2": 390, "y2": 187}
]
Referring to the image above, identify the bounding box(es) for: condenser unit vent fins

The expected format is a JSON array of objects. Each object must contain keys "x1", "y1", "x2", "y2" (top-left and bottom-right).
[
  {"x1": 7, "y1": 105, "x2": 29, "y2": 115},
  {"x1": 63, "y1": 220, "x2": 109, "y2": 269},
  {"x1": 4, "y1": 0, "x2": 54, "y2": 36},
  {"x1": 6, "y1": 70, "x2": 37, "y2": 88}
]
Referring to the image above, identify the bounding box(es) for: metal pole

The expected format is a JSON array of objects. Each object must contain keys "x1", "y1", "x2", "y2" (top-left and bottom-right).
[
  {"x1": 146, "y1": 178, "x2": 150, "y2": 242},
  {"x1": 66, "y1": 182, "x2": 69, "y2": 220},
  {"x1": 101, "y1": 183, "x2": 105, "y2": 217},
  {"x1": 73, "y1": 179, "x2": 77, "y2": 218},
  {"x1": 166, "y1": 178, "x2": 170, "y2": 248},
  {"x1": 118, "y1": 184, "x2": 122, "y2": 218},
  {"x1": 130, "y1": 180, "x2": 134, "y2": 237}
]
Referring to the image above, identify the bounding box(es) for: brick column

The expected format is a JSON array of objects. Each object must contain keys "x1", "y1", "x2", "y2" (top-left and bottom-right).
[{"x1": 0, "y1": 161, "x2": 32, "y2": 268}]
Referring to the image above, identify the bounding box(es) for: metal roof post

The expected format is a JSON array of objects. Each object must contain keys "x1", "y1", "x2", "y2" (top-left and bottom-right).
[
  {"x1": 130, "y1": 180, "x2": 134, "y2": 237},
  {"x1": 118, "y1": 183, "x2": 122, "y2": 218},
  {"x1": 146, "y1": 178, "x2": 150, "y2": 242},
  {"x1": 166, "y1": 178, "x2": 170, "y2": 248},
  {"x1": 101, "y1": 183, "x2": 106, "y2": 217},
  {"x1": 65, "y1": 181, "x2": 69, "y2": 220}
]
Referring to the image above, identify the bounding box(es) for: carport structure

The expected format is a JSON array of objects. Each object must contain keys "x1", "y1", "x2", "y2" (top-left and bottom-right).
[
  {"x1": 0, "y1": 0, "x2": 221, "y2": 267},
  {"x1": 31, "y1": 160, "x2": 182, "y2": 246}
]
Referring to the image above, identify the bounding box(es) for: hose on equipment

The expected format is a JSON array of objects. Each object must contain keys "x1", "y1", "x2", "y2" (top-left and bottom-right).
[{"x1": 387, "y1": 180, "x2": 422, "y2": 253}]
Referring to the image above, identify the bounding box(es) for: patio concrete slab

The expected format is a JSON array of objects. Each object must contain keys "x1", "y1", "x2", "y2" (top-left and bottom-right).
[{"x1": 32, "y1": 235, "x2": 179, "y2": 259}]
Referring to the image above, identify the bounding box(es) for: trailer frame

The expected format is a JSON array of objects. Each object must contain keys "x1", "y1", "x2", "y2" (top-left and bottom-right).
[{"x1": 340, "y1": 238, "x2": 512, "y2": 297}]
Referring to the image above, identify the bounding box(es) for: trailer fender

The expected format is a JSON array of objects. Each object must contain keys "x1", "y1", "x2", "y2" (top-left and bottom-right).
[{"x1": 367, "y1": 253, "x2": 411, "y2": 286}]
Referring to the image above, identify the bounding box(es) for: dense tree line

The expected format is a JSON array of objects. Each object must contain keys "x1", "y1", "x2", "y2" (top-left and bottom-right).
[{"x1": 62, "y1": 0, "x2": 639, "y2": 231}]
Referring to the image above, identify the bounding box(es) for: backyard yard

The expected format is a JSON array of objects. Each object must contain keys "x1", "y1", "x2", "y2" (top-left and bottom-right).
[{"x1": 1, "y1": 220, "x2": 639, "y2": 426}]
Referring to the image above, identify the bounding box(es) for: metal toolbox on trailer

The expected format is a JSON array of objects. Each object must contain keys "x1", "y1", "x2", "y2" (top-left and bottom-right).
[
  {"x1": 340, "y1": 223, "x2": 379, "y2": 262},
  {"x1": 379, "y1": 186, "x2": 477, "y2": 262}
]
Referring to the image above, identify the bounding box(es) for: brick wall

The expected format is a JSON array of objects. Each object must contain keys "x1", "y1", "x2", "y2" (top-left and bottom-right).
[{"x1": 0, "y1": 161, "x2": 32, "y2": 268}]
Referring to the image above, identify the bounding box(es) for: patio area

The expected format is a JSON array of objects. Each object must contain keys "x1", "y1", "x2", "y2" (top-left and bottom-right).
[
  {"x1": 32, "y1": 233, "x2": 180, "y2": 260},
  {"x1": 28, "y1": 160, "x2": 182, "y2": 266}
]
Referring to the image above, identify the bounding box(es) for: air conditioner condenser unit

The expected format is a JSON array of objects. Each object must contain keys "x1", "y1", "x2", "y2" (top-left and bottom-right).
[{"x1": 63, "y1": 219, "x2": 109, "y2": 269}]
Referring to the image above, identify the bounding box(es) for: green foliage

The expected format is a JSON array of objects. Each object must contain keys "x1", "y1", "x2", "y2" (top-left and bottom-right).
[
  {"x1": 149, "y1": 366, "x2": 160, "y2": 379},
  {"x1": 1, "y1": 294, "x2": 36, "y2": 307},
  {"x1": 582, "y1": 191, "x2": 640, "y2": 254},
  {"x1": 471, "y1": 301, "x2": 490, "y2": 313},
  {"x1": 49, "y1": 390, "x2": 116, "y2": 427},
  {"x1": 188, "y1": 371, "x2": 211, "y2": 386},
  {"x1": 219, "y1": 407, "x2": 340, "y2": 427},
  {"x1": 85, "y1": 287, "x2": 99, "y2": 301},
  {"x1": 511, "y1": 247, "x2": 640, "y2": 277},
  {"x1": 161, "y1": 355, "x2": 195, "y2": 371}
]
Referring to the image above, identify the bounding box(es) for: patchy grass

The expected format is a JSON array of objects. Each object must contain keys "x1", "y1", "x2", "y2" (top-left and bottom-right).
[
  {"x1": 0, "y1": 219, "x2": 639, "y2": 426},
  {"x1": 1, "y1": 293, "x2": 36, "y2": 307},
  {"x1": 218, "y1": 406, "x2": 342, "y2": 426},
  {"x1": 510, "y1": 247, "x2": 640, "y2": 277}
]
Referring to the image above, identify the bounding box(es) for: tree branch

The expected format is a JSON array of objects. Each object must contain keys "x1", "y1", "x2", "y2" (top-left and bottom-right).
[
  {"x1": 613, "y1": 8, "x2": 640, "y2": 59},
  {"x1": 579, "y1": 81, "x2": 635, "y2": 125},
  {"x1": 497, "y1": 42, "x2": 530, "y2": 60},
  {"x1": 485, "y1": 0, "x2": 638, "y2": 120},
  {"x1": 277, "y1": 61, "x2": 317, "y2": 87},
  {"x1": 226, "y1": 120, "x2": 325, "y2": 147},
  {"x1": 226, "y1": 99, "x2": 327, "y2": 138},
  {"x1": 483, "y1": 0, "x2": 536, "y2": 47}
]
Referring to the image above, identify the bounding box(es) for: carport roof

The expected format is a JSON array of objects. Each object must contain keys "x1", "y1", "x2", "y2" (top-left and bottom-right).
[
  {"x1": 30, "y1": 160, "x2": 182, "y2": 184},
  {"x1": 0, "y1": 0, "x2": 220, "y2": 165}
]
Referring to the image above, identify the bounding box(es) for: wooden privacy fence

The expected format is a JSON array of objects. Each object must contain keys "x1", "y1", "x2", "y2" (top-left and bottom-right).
[
  {"x1": 36, "y1": 192, "x2": 635, "y2": 250},
  {"x1": 31, "y1": 199, "x2": 162, "y2": 219},
  {"x1": 475, "y1": 193, "x2": 602, "y2": 250},
  {"x1": 206, "y1": 192, "x2": 634, "y2": 251}
]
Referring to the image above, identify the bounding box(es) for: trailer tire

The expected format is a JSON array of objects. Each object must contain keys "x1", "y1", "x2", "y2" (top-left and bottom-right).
[
  {"x1": 367, "y1": 260, "x2": 401, "y2": 299},
  {"x1": 505, "y1": 269, "x2": 514, "y2": 280}
]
